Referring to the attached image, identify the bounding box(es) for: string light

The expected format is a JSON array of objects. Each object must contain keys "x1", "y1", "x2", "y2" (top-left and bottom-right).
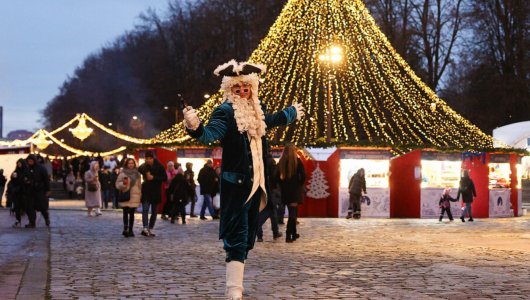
[
  {"x1": 40, "y1": 129, "x2": 127, "y2": 156},
  {"x1": 82, "y1": 113, "x2": 159, "y2": 144},
  {"x1": 155, "y1": 0, "x2": 493, "y2": 151}
]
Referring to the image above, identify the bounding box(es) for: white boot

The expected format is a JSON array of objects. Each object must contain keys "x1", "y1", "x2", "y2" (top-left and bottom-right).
[{"x1": 225, "y1": 261, "x2": 245, "y2": 300}]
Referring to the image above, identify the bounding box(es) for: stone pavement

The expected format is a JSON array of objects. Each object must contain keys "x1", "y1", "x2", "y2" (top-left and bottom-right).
[
  {"x1": 0, "y1": 209, "x2": 49, "y2": 300},
  {"x1": 1, "y1": 205, "x2": 530, "y2": 299}
]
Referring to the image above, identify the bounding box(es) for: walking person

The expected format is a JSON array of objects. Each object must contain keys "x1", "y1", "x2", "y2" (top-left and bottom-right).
[
  {"x1": 347, "y1": 168, "x2": 367, "y2": 219},
  {"x1": 183, "y1": 59, "x2": 303, "y2": 299},
  {"x1": 22, "y1": 154, "x2": 51, "y2": 228},
  {"x1": 0, "y1": 169, "x2": 6, "y2": 207},
  {"x1": 8, "y1": 159, "x2": 27, "y2": 227},
  {"x1": 184, "y1": 162, "x2": 198, "y2": 217},
  {"x1": 161, "y1": 161, "x2": 179, "y2": 220},
  {"x1": 116, "y1": 158, "x2": 141, "y2": 237},
  {"x1": 168, "y1": 169, "x2": 192, "y2": 224},
  {"x1": 138, "y1": 151, "x2": 168, "y2": 237},
  {"x1": 99, "y1": 166, "x2": 112, "y2": 209},
  {"x1": 84, "y1": 161, "x2": 102, "y2": 217},
  {"x1": 256, "y1": 155, "x2": 282, "y2": 242},
  {"x1": 457, "y1": 170, "x2": 477, "y2": 222},
  {"x1": 439, "y1": 188, "x2": 457, "y2": 221},
  {"x1": 197, "y1": 160, "x2": 219, "y2": 220},
  {"x1": 110, "y1": 167, "x2": 120, "y2": 208},
  {"x1": 278, "y1": 145, "x2": 305, "y2": 243},
  {"x1": 65, "y1": 170, "x2": 76, "y2": 199}
]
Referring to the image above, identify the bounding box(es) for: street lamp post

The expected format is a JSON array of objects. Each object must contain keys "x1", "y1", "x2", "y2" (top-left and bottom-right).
[{"x1": 319, "y1": 45, "x2": 343, "y2": 143}]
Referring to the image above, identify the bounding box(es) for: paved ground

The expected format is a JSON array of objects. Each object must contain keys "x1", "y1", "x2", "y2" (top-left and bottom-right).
[{"x1": 1, "y1": 203, "x2": 530, "y2": 299}]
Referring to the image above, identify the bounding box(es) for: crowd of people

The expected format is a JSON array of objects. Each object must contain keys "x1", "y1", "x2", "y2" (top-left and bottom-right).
[{"x1": 0, "y1": 149, "x2": 308, "y2": 240}]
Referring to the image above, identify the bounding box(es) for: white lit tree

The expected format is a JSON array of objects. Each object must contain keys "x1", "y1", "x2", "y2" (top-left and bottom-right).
[{"x1": 306, "y1": 163, "x2": 330, "y2": 199}]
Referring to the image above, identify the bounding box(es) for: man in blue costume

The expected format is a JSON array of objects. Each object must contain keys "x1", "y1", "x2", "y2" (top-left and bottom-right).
[{"x1": 183, "y1": 59, "x2": 304, "y2": 299}]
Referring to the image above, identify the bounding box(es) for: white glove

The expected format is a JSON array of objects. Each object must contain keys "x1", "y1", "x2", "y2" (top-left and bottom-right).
[
  {"x1": 183, "y1": 106, "x2": 200, "y2": 130},
  {"x1": 292, "y1": 102, "x2": 305, "y2": 120}
]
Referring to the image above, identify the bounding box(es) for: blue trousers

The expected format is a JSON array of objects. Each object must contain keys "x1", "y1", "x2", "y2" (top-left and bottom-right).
[
  {"x1": 142, "y1": 202, "x2": 158, "y2": 229},
  {"x1": 462, "y1": 202, "x2": 473, "y2": 219},
  {"x1": 200, "y1": 194, "x2": 215, "y2": 217}
]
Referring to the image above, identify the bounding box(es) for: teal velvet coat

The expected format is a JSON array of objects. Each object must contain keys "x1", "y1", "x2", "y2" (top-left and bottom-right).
[{"x1": 187, "y1": 102, "x2": 297, "y2": 240}]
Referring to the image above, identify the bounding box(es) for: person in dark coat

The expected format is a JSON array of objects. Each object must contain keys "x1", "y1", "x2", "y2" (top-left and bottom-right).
[
  {"x1": 168, "y1": 171, "x2": 192, "y2": 224},
  {"x1": 22, "y1": 154, "x2": 50, "y2": 228},
  {"x1": 183, "y1": 59, "x2": 304, "y2": 299},
  {"x1": 457, "y1": 170, "x2": 477, "y2": 222},
  {"x1": 347, "y1": 168, "x2": 367, "y2": 219},
  {"x1": 278, "y1": 144, "x2": 305, "y2": 243},
  {"x1": 256, "y1": 154, "x2": 282, "y2": 242},
  {"x1": 0, "y1": 169, "x2": 6, "y2": 207},
  {"x1": 8, "y1": 159, "x2": 27, "y2": 226},
  {"x1": 197, "y1": 160, "x2": 219, "y2": 220},
  {"x1": 184, "y1": 162, "x2": 198, "y2": 217},
  {"x1": 99, "y1": 166, "x2": 112, "y2": 209},
  {"x1": 138, "y1": 151, "x2": 168, "y2": 236},
  {"x1": 110, "y1": 167, "x2": 120, "y2": 209}
]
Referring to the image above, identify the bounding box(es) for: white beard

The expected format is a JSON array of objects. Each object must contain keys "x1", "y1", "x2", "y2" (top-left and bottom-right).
[{"x1": 227, "y1": 95, "x2": 267, "y2": 138}]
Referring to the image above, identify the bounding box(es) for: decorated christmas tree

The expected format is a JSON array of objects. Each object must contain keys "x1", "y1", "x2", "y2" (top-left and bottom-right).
[
  {"x1": 306, "y1": 163, "x2": 330, "y2": 199},
  {"x1": 156, "y1": 0, "x2": 493, "y2": 151}
]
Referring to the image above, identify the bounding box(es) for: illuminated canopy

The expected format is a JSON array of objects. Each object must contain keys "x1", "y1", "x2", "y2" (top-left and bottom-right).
[{"x1": 156, "y1": 0, "x2": 494, "y2": 151}]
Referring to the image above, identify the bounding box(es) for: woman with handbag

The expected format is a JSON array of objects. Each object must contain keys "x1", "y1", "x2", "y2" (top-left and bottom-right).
[
  {"x1": 116, "y1": 158, "x2": 142, "y2": 237},
  {"x1": 84, "y1": 161, "x2": 102, "y2": 217}
]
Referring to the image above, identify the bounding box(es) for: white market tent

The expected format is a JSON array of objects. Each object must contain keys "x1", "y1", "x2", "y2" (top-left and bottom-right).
[{"x1": 493, "y1": 121, "x2": 530, "y2": 150}]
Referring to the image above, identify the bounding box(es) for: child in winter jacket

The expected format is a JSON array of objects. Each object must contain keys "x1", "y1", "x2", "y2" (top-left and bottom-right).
[{"x1": 439, "y1": 188, "x2": 457, "y2": 221}]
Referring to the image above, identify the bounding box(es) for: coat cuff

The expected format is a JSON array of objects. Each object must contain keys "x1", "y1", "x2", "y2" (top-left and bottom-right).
[
  {"x1": 186, "y1": 123, "x2": 205, "y2": 138},
  {"x1": 282, "y1": 106, "x2": 297, "y2": 125}
]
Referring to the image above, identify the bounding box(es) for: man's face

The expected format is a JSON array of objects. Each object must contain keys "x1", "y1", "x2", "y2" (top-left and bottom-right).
[
  {"x1": 231, "y1": 82, "x2": 252, "y2": 100},
  {"x1": 146, "y1": 157, "x2": 154, "y2": 165}
]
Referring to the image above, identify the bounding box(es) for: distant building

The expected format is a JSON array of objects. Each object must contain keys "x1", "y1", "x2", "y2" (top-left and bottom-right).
[{"x1": 7, "y1": 130, "x2": 33, "y2": 140}]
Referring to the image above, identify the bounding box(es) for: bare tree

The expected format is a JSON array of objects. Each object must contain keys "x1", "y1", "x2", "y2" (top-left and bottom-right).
[
  {"x1": 364, "y1": 0, "x2": 418, "y2": 66},
  {"x1": 411, "y1": 0, "x2": 464, "y2": 91}
]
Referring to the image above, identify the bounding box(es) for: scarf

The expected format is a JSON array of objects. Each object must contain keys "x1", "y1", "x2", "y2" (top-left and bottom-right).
[{"x1": 122, "y1": 168, "x2": 140, "y2": 187}]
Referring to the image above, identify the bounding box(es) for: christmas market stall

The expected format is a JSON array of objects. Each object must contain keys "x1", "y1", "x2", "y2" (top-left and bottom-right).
[
  {"x1": 390, "y1": 150, "x2": 464, "y2": 218},
  {"x1": 462, "y1": 152, "x2": 523, "y2": 218},
  {"x1": 338, "y1": 148, "x2": 392, "y2": 218}
]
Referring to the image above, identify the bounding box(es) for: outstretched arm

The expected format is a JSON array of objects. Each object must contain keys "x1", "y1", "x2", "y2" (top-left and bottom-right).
[
  {"x1": 185, "y1": 106, "x2": 229, "y2": 144},
  {"x1": 264, "y1": 103, "x2": 304, "y2": 129}
]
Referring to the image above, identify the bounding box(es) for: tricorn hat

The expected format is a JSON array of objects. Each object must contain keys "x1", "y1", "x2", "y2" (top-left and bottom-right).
[{"x1": 214, "y1": 60, "x2": 266, "y2": 77}]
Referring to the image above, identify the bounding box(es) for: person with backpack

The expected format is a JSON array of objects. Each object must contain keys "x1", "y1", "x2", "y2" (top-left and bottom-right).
[
  {"x1": 457, "y1": 170, "x2": 477, "y2": 222},
  {"x1": 347, "y1": 168, "x2": 367, "y2": 219}
]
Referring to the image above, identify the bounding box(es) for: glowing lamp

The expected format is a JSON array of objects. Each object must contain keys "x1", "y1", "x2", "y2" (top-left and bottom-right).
[
  {"x1": 69, "y1": 116, "x2": 93, "y2": 141},
  {"x1": 32, "y1": 131, "x2": 52, "y2": 150}
]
